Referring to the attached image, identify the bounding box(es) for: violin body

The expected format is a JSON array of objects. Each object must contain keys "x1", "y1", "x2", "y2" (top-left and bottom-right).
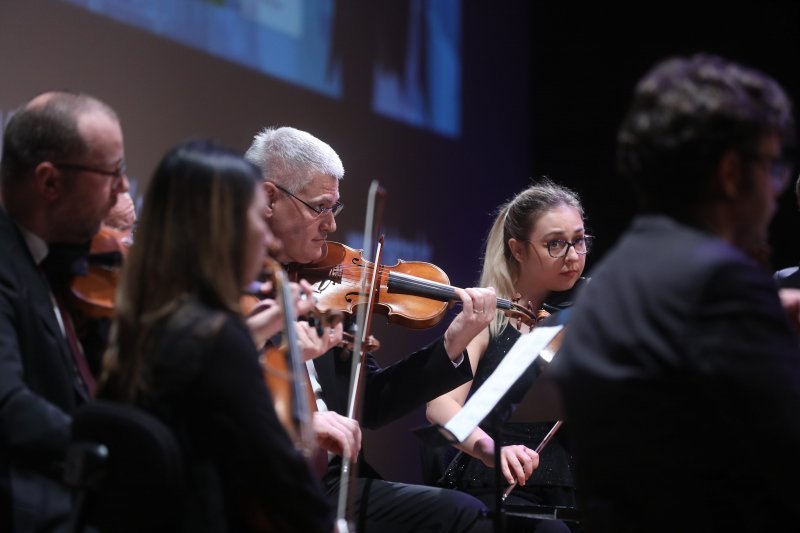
[
  {"x1": 289, "y1": 241, "x2": 453, "y2": 329},
  {"x1": 289, "y1": 241, "x2": 539, "y2": 329},
  {"x1": 69, "y1": 225, "x2": 128, "y2": 319},
  {"x1": 240, "y1": 292, "x2": 316, "y2": 447}
]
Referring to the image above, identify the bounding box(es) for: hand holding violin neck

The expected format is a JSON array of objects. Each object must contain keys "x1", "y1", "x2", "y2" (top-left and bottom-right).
[
  {"x1": 387, "y1": 271, "x2": 538, "y2": 326},
  {"x1": 290, "y1": 240, "x2": 538, "y2": 329}
]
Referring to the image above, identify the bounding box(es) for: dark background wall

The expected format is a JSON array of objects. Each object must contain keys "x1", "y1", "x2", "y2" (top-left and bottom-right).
[
  {"x1": 1, "y1": 0, "x2": 798, "y2": 484},
  {"x1": 527, "y1": 1, "x2": 800, "y2": 271}
]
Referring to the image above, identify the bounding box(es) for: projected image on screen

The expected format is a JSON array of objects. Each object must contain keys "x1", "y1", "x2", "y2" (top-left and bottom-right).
[
  {"x1": 61, "y1": 0, "x2": 340, "y2": 96},
  {"x1": 60, "y1": 0, "x2": 460, "y2": 137}
]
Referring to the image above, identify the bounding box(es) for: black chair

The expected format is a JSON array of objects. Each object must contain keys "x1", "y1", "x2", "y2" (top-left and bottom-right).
[{"x1": 64, "y1": 400, "x2": 185, "y2": 533}]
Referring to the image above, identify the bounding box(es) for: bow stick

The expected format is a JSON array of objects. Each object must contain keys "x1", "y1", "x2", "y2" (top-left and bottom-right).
[{"x1": 336, "y1": 180, "x2": 387, "y2": 533}]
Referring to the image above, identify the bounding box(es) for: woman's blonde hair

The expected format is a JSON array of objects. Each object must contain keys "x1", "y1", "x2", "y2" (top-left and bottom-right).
[{"x1": 480, "y1": 178, "x2": 583, "y2": 336}]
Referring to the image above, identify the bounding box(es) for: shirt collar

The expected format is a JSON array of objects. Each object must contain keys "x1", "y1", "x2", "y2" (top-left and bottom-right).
[{"x1": 17, "y1": 224, "x2": 49, "y2": 266}]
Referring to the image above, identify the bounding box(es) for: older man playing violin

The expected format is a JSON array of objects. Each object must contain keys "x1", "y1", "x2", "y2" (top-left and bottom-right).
[{"x1": 244, "y1": 126, "x2": 495, "y2": 532}]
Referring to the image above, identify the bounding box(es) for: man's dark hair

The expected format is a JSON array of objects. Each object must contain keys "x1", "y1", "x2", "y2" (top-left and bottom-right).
[{"x1": 617, "y1": 53, "x2": 795, "y2": 216}]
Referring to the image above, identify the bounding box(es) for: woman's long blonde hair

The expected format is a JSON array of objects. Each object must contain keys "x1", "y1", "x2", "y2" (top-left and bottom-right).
[{"x1": 480, "y1": 179, "x2": 584, "y2": 336}]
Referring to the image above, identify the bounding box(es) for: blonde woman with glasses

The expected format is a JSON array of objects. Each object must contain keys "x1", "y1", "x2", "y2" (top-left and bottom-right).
[{"x1": 426, "y1": 178, "x2": 591, "y2": 533}]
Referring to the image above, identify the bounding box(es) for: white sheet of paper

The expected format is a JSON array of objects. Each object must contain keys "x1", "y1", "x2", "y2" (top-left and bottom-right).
[{"x1": 443, "y1": 325, "x2": 563, "y2": 443}]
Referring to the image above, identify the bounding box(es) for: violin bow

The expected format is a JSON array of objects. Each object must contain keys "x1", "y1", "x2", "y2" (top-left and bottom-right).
[
  {"x1": 336, "y1": 180, "x2": 387, "y2": 533},
  {"x1": 501, "y1": 420, "x2": 563, "y2": 502}
]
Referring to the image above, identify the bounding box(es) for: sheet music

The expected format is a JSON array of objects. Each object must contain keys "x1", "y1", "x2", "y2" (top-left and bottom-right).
[{"x1": 442, "y1": 325, "x2": 563, "y2": 443}]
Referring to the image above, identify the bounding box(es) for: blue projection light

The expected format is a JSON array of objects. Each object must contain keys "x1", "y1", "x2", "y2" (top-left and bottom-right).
[{"x1": 59, "y1": 0, "x2": 460, "y2": 137}]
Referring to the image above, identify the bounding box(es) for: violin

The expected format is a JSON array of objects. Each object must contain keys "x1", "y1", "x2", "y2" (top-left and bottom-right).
[
  {"x1": 241, "y1": 259, "x2": 329, "y2": 530},
  {"x1": 68, "y1": 225, "x2": 128, "y2": 319},
  {"x1": 287, "y1": 241, "x2": 539, "y2": 329},
  {"x1": 242, "y1": 257, "x2": 324, "y2": 472},
  {"x1": 240, "y1": 257, "x2": 383, "y2": 477}
]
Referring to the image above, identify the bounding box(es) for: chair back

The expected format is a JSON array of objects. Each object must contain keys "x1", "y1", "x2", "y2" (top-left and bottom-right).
[{"x1": 65, "y1": 400, "x2": 185, "y2": 533}]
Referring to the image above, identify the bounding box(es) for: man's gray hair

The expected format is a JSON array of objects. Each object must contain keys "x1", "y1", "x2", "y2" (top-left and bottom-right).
[{"x1": 244, "y1": 126, "x2": 344, "y2": 193}]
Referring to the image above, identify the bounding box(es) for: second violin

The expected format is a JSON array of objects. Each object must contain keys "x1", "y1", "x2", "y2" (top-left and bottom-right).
[
  {"x1": 288, "y1": 241, "x2": 538, "y2": 329},
  {"x1": 69, "y1": 225, "x2": 129, "y2": 319}
]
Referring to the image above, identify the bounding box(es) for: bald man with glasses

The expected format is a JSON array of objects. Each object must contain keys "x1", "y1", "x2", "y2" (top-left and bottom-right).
[{"x1": 0, "y1": 91, "x2": 129, "y2": 532}]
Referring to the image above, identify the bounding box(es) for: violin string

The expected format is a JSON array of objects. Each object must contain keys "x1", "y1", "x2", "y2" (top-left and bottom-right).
[
  {"x1": 325, "y1": 271, "x2": 448, "y2": 303},
  {"x1": 335, "y1": 271, "x2": 389, "y2": 290},
  {"x1": 315, "y1": 266, "x2": 531, "y2": 319},
  {"x1": 387, "y1": 273, "x2": 522, "y2": 312},
  {"x1": 331, "y1": 269, "x2": 524, "y2": 311},
  {"x1": 332, "y1": 266, "x2": 451, "y2": 295}
]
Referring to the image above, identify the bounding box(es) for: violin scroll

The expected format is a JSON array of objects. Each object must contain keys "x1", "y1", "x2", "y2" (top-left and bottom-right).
[{"x1": 502, "y1": 301, "x2": 543, "y2": 329}]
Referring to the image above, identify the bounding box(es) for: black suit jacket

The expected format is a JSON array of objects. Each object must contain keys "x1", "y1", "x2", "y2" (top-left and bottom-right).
[
  {"x1": 314, "y1": 338, "x2": 473, "y2": 487},
  {"x1": 0, "y1": 207, "x2": 88, "y2": 532},
  {"x1": 553, "y1": 215, "x2": 800, "y2": 532}
]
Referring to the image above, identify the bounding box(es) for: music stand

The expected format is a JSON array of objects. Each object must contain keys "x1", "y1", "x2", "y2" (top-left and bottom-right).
[
  {"x1": 503, "y1": 322, "x2": 580, "y2": 527},
  {"x1": 507, "y1": 340, "x2": 565, "y2": 424},
  {"x1": 415, "y1": 325, "x2": 564, "y2": 447}
]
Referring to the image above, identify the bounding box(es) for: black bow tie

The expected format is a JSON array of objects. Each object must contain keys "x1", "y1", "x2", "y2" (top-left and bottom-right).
[{"x1": 40, "y1": 240, "x2": 92, "y2": 293}]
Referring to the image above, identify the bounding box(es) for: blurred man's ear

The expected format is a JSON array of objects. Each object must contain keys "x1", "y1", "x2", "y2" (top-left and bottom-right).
[
  {"x1": 716, "y1": 149, "x2": 746, "y2": 199},
  {"x1": 35, "y1": 162, "x2": 64, "y2": 202}
]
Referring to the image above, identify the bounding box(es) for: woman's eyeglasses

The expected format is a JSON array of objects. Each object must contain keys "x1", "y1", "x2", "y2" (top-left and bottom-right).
[{"x1": 530, "y1": 235, "x2": 594, "y2": 258}]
